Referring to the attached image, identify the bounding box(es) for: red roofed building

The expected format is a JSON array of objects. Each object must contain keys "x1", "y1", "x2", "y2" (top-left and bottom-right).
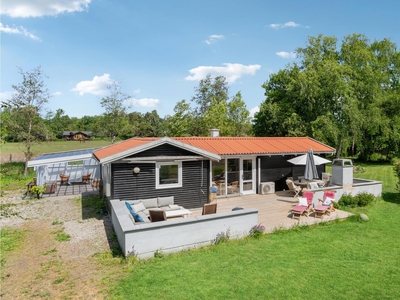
[{"x1": 93, "y1": 135, "x2": 335, "y2": 209}]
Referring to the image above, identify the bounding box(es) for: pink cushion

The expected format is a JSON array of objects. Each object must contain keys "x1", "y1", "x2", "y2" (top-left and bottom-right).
[
  {"x1": 314, "y1": 205, "x2": 328, "y2": 211},
  {"x1": 292, "y1": 205, "x2": 307, "y2": 212}
]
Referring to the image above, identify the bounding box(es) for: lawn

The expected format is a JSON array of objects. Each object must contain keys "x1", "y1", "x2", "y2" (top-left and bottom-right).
[
  {"x1": 1, "y1": 140, "x2": 111, "y2": 155},
  {"x1": 109, "y1": 163, "x2": 400, "y2": 300}
]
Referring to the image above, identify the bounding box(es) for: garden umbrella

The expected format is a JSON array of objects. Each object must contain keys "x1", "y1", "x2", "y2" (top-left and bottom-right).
[
  {"x1": 304, "y1": 148, "x2": 319, "y2": 180},
  {"x1": 287, "y1": 153, "x2": 331, "y2": 165}
]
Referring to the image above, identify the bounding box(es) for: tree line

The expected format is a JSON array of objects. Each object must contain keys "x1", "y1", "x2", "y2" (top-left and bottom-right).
[{"x1": 1, "y1": 33, "x2": 399, "y2": 166}]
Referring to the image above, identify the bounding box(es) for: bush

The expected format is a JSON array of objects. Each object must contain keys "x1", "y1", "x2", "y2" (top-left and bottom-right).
[
  {"x1": 338, "y1": 192, "x2": 375, "y2": 208},
  {"x1": 369, "y1": 153, "x2": 381, "y2": 162},
  {"x1": 394, "y1": 161, "x2": 400, "y2": 192},
  {"x1": 248, "y1": 224, "x2": 266, "y2": 239},
  {"x1": 213, "y1": 229, "x2": 230, "y2": 245},
  {"x1": 339, "y1": 194, "x2": 358, "y2": 207},
  {"x1": 355, "y1": 192, "x2": 375, "y2": 206}
]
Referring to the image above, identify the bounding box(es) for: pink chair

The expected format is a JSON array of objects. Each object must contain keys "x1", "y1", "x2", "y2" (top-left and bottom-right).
[
  {"x1": 314, "y1": 190, "x2": 337, "y2": 218},
  {"x1": 291, "y1": 191, "x2": 314, "y2": 220}
]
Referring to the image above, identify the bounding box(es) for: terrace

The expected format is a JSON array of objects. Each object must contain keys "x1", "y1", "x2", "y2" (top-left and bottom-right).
[{"x1": 110, "y1": 190, "x2": 354, "y2": 259}]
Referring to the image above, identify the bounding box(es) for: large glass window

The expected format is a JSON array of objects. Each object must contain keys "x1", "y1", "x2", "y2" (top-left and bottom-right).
[{"x1": 156, "y1": 162, "x2": 182, "y2": 189}]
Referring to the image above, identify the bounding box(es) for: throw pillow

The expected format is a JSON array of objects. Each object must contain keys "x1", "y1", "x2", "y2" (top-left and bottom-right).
[
  {"x1": 132, "y1": 201, "x2": 146, "y2": 213},
  {"x1": 298, "y1": 197, "x2": 308, "y2": 206},
  {"x1": 323, "y1": 197, "x2": 335, "y2": 206},
  {"x1": 125, "y1": 202, "x2": 144, "y2": 222}
]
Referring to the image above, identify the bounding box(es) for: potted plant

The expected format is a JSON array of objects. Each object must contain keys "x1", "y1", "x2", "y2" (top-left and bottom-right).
[{"x1": 30, "y1": 184, "x2": 46, "y2": 199}]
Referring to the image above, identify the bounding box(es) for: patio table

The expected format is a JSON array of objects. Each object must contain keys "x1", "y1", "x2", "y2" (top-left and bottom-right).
[{"x1": 165, "y1": 209, "x2": 192, "y2": 219}]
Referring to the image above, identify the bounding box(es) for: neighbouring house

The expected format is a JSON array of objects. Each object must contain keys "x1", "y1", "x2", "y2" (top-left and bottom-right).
[
  {"x1": 62, "y1": 131, "x2": 92, "y2": 141},
  {"x1": 92, "y1": 134, "x2": 337, "y2": 209}
]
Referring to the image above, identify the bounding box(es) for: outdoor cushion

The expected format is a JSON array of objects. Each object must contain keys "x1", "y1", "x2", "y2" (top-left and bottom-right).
[
  {"x1": 292, "y1": 205, "x2": 307, "y2": 212},
  {"x1": 297, "y1": 197, "x2": 308, "y2": 206},
  {"x1": 125, "y1": 202, "x2": 144, "y2": 222},
  {"x1": 323, "y1": 197, "x2": 335, "y2": 206},
  {"x1": 140, "y1": 198, "x2": 158, "y2": 209},
  {"x1": 314, "y1": 205, "x2": 328, "y2": 211},
  {"x1": 169, "y1": 204, "x2": 180, "y2": 210},
  {"x1": 132, "y1": 201, "x2": 146, "y2": 213},
  {"x1": 157, "y1": 196, "x2": 174, "y2": 207},
  {"x1": 138, "y1": 212, "x2": 151, "y2": 223}
]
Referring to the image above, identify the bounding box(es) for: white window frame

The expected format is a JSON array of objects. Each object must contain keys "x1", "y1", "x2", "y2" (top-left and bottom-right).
[{"x1": 156, "y1": 161, "x2": 182, "y2": 189}]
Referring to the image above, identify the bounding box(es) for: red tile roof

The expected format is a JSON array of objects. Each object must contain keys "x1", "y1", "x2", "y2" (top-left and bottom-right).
[{"x1": 93, "y1": 136, "x2": 335, "y2": 162}]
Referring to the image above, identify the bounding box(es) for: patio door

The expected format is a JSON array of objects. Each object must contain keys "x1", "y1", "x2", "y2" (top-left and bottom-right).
[{"x1": 241, "y1": 158, "x2": 255, "y2": 195}]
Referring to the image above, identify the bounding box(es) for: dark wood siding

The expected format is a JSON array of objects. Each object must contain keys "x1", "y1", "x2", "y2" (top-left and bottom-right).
[
  {"x1": 258, "y1": 156, "x2": 326, "y2": 191},
  {"x1": 111, "y1": 160, "x2": 209, "y2": 209},
  {"x1": 131, "y1": 144, "x2": 196, "y2": 158}
]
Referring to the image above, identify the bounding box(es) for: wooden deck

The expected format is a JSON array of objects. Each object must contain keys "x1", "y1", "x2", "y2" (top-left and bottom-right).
[
  {"x1": 45, "y1": 181, "x2": 99, "y2": 198},
  {"x1": 190, "y1": 191, "x2": 353, "y2": 232}
]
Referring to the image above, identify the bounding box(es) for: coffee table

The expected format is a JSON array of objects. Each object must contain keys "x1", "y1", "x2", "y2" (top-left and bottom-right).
[{"x1": 165, "y1": 209, "x2": 192, "y2": 219}]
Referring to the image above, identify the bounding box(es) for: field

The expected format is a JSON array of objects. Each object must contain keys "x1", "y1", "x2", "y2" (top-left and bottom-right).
[{"x1": 1, "y1": 140, "x2": 111, "y2": 157}]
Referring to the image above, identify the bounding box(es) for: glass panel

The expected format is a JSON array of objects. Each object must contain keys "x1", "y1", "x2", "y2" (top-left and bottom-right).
[
  {"x1": 243, "y1": 159, "x2": 252, "y2": 181},
  {"x1": 243, "y1": 181, "x2": 253, "y2": 191},
  {"x1": 159, "y1": 164, "x2": 178, "y2": 185},
  {"x1": 227, "y1": 159, "x2": 240, "y2": 195},
  {"x1": 212, "y1": 159, "x2": 226, "y2": 196}
]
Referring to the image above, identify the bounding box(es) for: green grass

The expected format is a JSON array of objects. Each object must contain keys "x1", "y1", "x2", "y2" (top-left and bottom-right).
[
  {"x1": 0, "y1": 162, "x2": 36, "y2": 191},
  {"x1": 109, "y1": 163, "x2": 400, "y2": 300},
  {"x1": 0, "y1": 228, "x2": 25, "y2": 267},
  {"x1": 0, "y1": 140, "x2": 111, "y2": 155}
]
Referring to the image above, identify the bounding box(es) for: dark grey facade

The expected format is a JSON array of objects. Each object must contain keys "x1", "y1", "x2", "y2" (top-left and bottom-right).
[{"x1": 110, "y1": 144, "x2": 209, "y2": 209}]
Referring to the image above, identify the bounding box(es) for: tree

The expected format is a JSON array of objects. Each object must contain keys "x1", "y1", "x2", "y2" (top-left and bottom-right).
[
  {"x1": 253, "y1": 34, "x2": 400, "y2": 160},
  {"x1": 5, "y1": 66, "x2": 51, "y2": 174},
  {"x1": 100, "y1": 81, "x2": 131, "y2": 143},
  {"x1": 227, "y1": 91, "x2": 252, "y2": 136},
  {"x1": 164, "y1": 100, "x2": 193, "y2": 136},
  {"x1": 191, "y1": 74, "x2": 230, "y2": 136}
]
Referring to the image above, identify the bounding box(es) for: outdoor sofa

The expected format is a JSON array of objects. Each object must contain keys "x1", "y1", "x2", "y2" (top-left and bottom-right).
[{"x1": 125, "y1": 196, "x2": 184, "y2": 223}]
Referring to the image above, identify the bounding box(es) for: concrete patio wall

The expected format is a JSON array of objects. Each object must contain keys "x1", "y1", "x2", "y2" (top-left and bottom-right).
[
  {"x1": 306, "y1": 179, "x2": 382, "y2": 205},
  {"x1": 110, "y1": 200, "x2": 258, "y2": 259}
]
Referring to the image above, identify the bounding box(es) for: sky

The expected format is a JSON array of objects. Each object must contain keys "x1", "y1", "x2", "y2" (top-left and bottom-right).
[{"x1": 1, "y1": 0, "x2": 400, "y2": 119}]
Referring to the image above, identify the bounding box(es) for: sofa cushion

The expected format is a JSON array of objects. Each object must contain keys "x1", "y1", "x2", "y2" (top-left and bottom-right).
[
  {"x1": 125, "y1": 202, "x2": 144, "y2": 222},
  {"x1": 157, "y1": 196, "x2": 174, "y2": 207},
  {"x1": 132, "y1": 201, "x2": 146, "y2": 213},
  {"x1": 138, "y1": 212, "x2": 151, "y2": 223},
  {"x1": 140, "y1": 198, "x2": 158, "y2": 209}
]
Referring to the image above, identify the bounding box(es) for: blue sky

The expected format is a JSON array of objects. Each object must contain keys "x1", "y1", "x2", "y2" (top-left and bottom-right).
[{"x1": 1, "y1": 0, "x2": 400, "y2": 119}]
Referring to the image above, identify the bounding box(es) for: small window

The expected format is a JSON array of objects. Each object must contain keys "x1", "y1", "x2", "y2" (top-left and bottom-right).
[
  {"x1": 156, "y1": 162, "x2": 182, "y2": 189},
  {"x1": 68, "y1": 160, "x2": 83, "y2": 166}
]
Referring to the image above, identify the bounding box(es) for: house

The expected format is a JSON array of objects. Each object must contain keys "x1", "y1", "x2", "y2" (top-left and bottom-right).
[
  {"x1": 62, "y1": 131, "x2": 92, "y2": 141},
  {"x1": 92, "y1": 135, "x2": 336, "y2": 209}
]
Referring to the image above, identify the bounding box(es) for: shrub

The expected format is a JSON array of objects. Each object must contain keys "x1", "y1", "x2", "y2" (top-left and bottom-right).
[
  {"x1": 394, "y1": 161, "x2": 400, "y2": 192},
  {"x1": 248, "y1": 224, "x2": 266, "y2": 239},
  {"x1": 369, "y1": 153, "x2": 381, "y2": 162},
  {"x1": 339, "y1": 193, "x2": 375, "y2": 208},
  {"x1": 339, "y1": 194, "x2": 358, "y2": 207},
  {"x1": 213, "y1": 229, "x2": 230, "y2": 245},
  {"x1": 355, "y1": 192, "x2": 375, "y2": 206}
]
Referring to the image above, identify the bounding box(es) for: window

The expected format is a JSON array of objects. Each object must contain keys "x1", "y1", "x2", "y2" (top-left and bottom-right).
[{"x1": 156, "y1": 162, "x2": 182, "y2": 189}]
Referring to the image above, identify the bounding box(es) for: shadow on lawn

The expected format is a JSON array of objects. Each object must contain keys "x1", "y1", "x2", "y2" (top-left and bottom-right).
[{"x1": 381, "y1": 192, "x2": 400, "y2": 205}]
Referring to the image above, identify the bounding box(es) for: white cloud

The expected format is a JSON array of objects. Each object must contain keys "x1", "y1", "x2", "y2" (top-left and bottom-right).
[
  {"x1": 185, "y1": 63, "x2": 261, "y2": 84},
  {"x1": 249, "y1": 106, "x2": 259, "y2": 118},
  {"x1": 133, "y1": 88, "x2": 141, "y2": 93},
  {"x1": 1, "y1": 0, "x2": 91, "y2": 18},
  {"x1": 0, "y1": 22, "x2": 40, "y2": 40},
  {"x1": 127, "y1": 98, "x2": 161, "y2": 108},
  {"x1": 71, "y1": 74, "x2": 113, "y2": 96},
  {"x1": 268, "y1": 21, "x2": 307, "y2": 29},
  {"x1": 0, "y1": 91, "x2": 14, "y2": 101},
  {"x1": 205, "y1": 34, "x2": 224, "y2": 45},
  {"x1": 276, "y1": 51, "x2": 296, "y2": 59},
  {"x1": 53, "y1": 91, "x2": 62, "y2": 96}
]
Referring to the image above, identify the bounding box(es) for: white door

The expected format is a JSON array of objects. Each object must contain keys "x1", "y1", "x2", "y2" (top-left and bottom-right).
[{"x1": 241, "y1": 158, "x2": 255, "y2": 194}]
